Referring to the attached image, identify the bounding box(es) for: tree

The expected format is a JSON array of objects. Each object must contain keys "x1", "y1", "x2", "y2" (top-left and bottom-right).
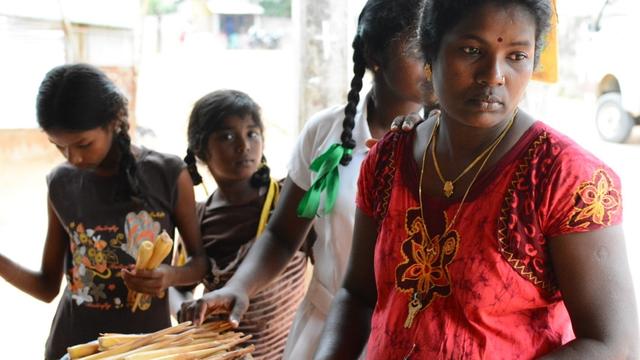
[
  {"x1": 259, "y1": 0, "x2": 291, "y2": 17},
  {"x1": 144, "y1": 0, "x2": 182, "y2": 52}
]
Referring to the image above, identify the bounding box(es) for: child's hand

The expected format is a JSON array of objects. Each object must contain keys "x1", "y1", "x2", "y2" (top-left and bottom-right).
[
  {"x1": 367, "y1": 110, "x2": 440, "y2": 149},
  {"x1": 122, "y1": 264, "x2": 173, "y2": 296},
  {"x1": 389, "y1": 112, "x2": 424, "y2": 133},
  {"x1": 178, "y1": 285, "x2": 249, "y2": 327}
]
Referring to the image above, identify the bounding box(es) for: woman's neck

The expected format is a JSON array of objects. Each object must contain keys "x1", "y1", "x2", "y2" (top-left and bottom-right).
[
  {"x1": 213, "y1": 178, "x2": 262, "y2": 206},
  {"x1": 367, "y1": 86, "x2": 422, "y2": 140},
  {"x1": 435, "y1": 110, "x2": 531, "y2": 163}
]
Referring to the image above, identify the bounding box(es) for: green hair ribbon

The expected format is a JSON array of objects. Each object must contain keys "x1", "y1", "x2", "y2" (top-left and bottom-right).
[{"x1": 297, "y1": 143, "x2": 352, "y2": 219}]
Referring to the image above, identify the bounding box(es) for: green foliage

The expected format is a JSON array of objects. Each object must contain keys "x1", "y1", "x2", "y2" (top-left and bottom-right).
[
  {"x1": 146, "y1": 0, "x2": 182, "y2": 16},
  {"x1": 259, "y1": 0, "x2": 291, "y2": 17}
]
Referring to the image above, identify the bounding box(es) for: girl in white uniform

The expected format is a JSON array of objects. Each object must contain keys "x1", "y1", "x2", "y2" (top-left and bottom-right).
[{"x1": 180, "y1": 1, "x2": 436, "y2": 358}]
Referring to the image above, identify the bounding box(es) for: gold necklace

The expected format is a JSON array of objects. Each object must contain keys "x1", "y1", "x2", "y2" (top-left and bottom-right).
[
  {"x1": 431, "y1": 109, "x2": 518, "y2": 198},
  {"x1": 406, "y1": 110, "x2": 516, "y2": 335}
]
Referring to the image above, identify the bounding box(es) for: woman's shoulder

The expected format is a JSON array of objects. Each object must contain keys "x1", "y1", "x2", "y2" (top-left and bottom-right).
[{"x1": 530, "y1": 121, "x2": 611, "y2": 169}]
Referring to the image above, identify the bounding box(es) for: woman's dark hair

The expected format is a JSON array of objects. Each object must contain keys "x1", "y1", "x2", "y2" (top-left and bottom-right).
[
  {"x1": 419, "y1": 0, "x2": 552, "y2": 66},
  {"x1": 185, "y1": 89, "x2": 268, "y2": 188},
  {"x1": 339, "y1": 0, "x2": 424, "y2": 166},
  {"x1": 36, "y1": 63, "x2": 141, "y2": 202}
]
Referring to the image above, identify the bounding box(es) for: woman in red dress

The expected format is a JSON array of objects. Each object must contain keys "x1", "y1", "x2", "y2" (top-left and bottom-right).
[{"x1": 314, "y1": 0, "x2": 639, "y2": 359}]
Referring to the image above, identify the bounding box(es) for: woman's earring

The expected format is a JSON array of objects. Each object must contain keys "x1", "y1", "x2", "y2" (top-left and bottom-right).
[
  {"x1": 424, "y1": 64, "x2": 432, "y2": 82},
  {"x1": 372, "y1": 65, "x2": 380, "y2": 73}
]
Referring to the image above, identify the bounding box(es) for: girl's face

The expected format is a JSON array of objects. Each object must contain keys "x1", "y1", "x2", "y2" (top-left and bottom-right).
[
  {"x1": 205, "y1": 114, "x2": 264, "y2": 183},
  {"x1": 376, "y1": 36, "x2": 431, "y2": 104},
  {"x1": 47, "y1": 123, "x2": 115, "y2": 170},
  {"x1": 431, "y1": 2, "x2": 536, "y2": 128}
]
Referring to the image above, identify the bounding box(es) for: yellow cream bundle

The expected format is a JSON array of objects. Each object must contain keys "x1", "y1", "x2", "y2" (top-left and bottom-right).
[
  {"x1": 130, "y1": 230, "x2": 174, "y2": 312},
  {"x1": 66, "y1": 321, "x2": 254, "y2": 360}
]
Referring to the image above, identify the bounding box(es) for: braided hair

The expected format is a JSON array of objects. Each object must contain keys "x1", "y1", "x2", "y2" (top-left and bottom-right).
[
  {"x1": 339, "y1": 0, "x2": 425, "y2": 166},
  {"x1": 419, "y1": 0, "x2": 552, "y2": 66},
  {"x1": 185, "y1": 89, "x2": 269, "y2": 188},
  {"x1": 36, "y1": 63, "x2": 141, "y2": 202}
]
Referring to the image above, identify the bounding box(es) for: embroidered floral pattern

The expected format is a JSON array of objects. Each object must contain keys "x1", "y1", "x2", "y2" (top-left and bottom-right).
[
  {"x1": 396, "y1": 207, "x2": 459, "y2": 308},
  {"x1": 497, "y1": 131, "x2": 562, "y2": 293},
  {"x1": 567, "y1": 169, "x2": 620, "y2": 229},
  {"x1": 372, "y1": 132, "x2": 400, "y2": 224}
]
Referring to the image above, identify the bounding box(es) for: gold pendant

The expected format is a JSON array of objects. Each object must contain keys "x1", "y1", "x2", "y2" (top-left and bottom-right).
[
  {"x1": 443, "y1": 181, "x2": 454, "y2": 198},
  {"x1": 404, "y1": 293, "x2": 423, "y2": 328}
]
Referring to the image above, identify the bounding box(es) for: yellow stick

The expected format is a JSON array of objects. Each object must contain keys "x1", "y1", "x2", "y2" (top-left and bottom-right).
[
  {"x1": 67, "y1": 342, "x2": 99, "y2": 359},
  {"x1": 202, "y1": 344, "x2": 255, "y2": 360},
  {"x1": 135, "y1": 241, "x2": 154, "y2": 269},
  {"x1": 99, "y1": 334, "x2": 182, "y2": 351}
]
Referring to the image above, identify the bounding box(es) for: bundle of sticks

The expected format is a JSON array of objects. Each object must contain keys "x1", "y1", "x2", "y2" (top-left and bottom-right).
[
  {"x1": 66, "y1": 321, "x2": 254, "y2": 360},
  {"x1": 131, "y1": 231, "x2": 174, "y2": 312}
]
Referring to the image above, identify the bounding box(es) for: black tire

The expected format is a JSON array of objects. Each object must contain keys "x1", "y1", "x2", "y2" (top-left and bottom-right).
[{"x1": 595, "y1": 92, "x2": 634, "y2": 143}]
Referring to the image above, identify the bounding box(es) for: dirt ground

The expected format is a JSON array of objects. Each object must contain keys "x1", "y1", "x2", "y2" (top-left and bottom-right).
[{"x1": 1, "y1": 49, "x2": 640, "y2": 357}]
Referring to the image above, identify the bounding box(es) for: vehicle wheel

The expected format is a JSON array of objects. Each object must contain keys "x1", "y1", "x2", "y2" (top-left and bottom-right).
[{"x1": 595, "y1": 92, "x2": 634, "y2": 143}]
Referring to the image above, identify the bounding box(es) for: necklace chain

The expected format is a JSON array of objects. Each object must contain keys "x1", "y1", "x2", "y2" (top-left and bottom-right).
[
  {"x1": 405, "y1": 111, "x2": 516, "y2": 357},
  {"x1": 431, "y1": 110, "x2": 519, "y2": 197},
  {"x1": 419, "y1": 110, "x2": 516, "y2": 239},
  {"x1": 406, "y1": 110, "x2": 516, "y2": 338}
]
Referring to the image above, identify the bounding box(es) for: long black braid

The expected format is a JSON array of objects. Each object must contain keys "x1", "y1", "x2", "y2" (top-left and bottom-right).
[
  {"x1": 339, "y1": 35, "x2": 366, "y2": 166},
  {"x1": 36, "y1": 63, "x2": 142, "y2": 203},
  {"x1": 339, "y1": 0, "x2": 425, "y2": 166},
  {"x1": 113, "y1": 118, "x2": 143, "y2": 202},
  {"x1": 183, "y1": 149, "x2": 203, "y2": 186},
  {"x1": 186, "y1": 89, "x2": 269, "y2": 189}
]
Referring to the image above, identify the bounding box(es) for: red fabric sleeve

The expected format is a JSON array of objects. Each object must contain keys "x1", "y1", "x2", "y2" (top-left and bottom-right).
[{"x1": 540, "y1": 144, "x2": 623, "y2": 238}]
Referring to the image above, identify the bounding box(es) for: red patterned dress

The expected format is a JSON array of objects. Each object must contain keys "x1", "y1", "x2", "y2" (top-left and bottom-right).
[{"x1": 356, "y1": 121, "x2": 623, "y2": 359}]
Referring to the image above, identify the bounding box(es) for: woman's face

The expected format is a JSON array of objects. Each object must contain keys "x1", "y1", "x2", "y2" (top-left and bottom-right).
[
  {"x1": 47, "y1": 123, "x2": 115, "y2": 170},
  {"x1": 376, "y1": 36, "x2": 433, "y2": 104},
  {"x1": 205, "y1": 114, "x2": 264, "y2": 183},
  {"x1": 431, "y1": 2, "x2": 537, "y2": 128}
]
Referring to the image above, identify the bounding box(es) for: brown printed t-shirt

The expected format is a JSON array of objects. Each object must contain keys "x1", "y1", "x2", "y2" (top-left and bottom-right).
[{"x1": 44, "y1": 148, "x2": 184, "y2": 360}]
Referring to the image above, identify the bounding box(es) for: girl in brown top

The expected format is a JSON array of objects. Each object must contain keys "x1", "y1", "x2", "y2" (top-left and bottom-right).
[{"x1": 180, "y1": 89, "x2": 308, "y2": 359}]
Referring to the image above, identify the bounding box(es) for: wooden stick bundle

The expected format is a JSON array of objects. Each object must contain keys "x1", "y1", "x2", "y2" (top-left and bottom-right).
[
  {"x1": 131, "y1": 230, "x2": 174, "y2": 312},
  {"x1": 67, "y1": 321, "x2": 253, "y2": 360}
]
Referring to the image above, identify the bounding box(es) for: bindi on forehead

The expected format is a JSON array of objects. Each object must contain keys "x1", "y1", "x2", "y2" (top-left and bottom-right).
[{"x1": 497, "y1": 37, "x2": 503, "y2": 42}]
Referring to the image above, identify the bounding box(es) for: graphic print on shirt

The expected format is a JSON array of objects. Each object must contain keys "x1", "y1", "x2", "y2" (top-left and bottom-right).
[
  {"x1": 396, "y1": 207, "x2": 460, "y2": 326},
  {"x1": 66, "y1": 210, "x2": 164, "y2": 310},
  {"x1": 567, "y1": 168, "x2": 621, "y2": 229}
]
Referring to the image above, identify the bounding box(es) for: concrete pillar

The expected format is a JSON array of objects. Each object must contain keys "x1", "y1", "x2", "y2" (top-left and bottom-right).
[{"x1": 295, "y1": 0, "x2": 350, "y2": 130}]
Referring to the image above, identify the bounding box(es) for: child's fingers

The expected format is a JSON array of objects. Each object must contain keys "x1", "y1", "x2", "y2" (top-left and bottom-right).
[
  {"x1": 390, "y1": 115, "x2": 404, "y2": 132},
  {"x1": 401, "y1": 113, "x2": 422, "y2": 131},
  {"x1": 185, "y1": 298, "x2": 209, "y2": 326},
  {"x1": 365, "y1": 138, "x2": 378, "y2": 149},
  {"x1": 229, "y1": 298, "x2": 247, "y2": 328}
]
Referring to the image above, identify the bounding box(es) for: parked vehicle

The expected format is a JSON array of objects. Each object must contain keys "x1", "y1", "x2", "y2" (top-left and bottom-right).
[{"x1": 586, "y1": 0, "x2": 640, "y2": 142}]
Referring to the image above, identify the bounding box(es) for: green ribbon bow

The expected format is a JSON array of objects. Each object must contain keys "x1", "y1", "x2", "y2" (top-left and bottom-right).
[{"x1": 297, "y1": 143, "x2": 352, "y2": 219}]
